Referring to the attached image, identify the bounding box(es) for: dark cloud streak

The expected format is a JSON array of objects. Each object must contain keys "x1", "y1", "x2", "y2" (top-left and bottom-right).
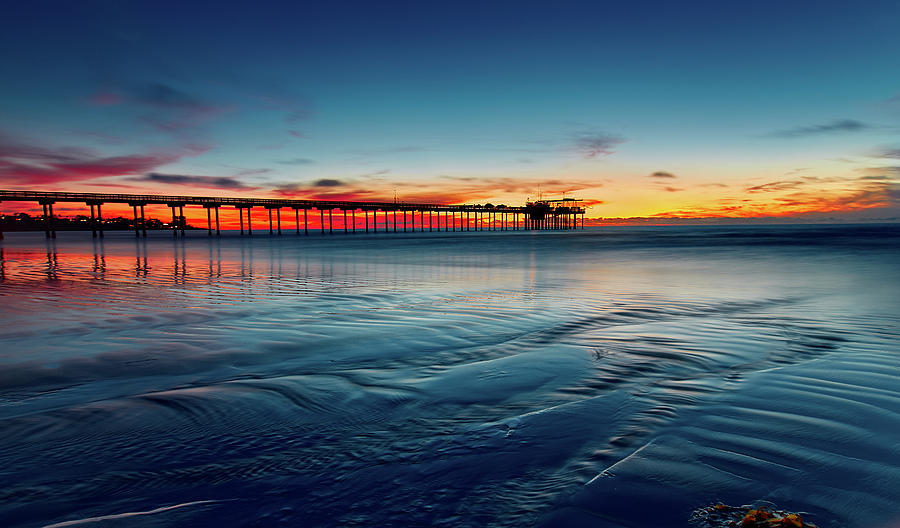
[
  {"x1": 313, "y1": 178, "x2": 344, "y2": 187},
  {"x1": 134, "y1": 172, "x2": 258, "y2": 190},
  {"x1": 770, "y1": 119, "x2": 870, "y2": 138}
]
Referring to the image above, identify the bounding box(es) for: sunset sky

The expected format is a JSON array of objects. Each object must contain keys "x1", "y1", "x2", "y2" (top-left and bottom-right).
[{"x1": 2, "y1": 0, "x2": 899, "y2": 222}]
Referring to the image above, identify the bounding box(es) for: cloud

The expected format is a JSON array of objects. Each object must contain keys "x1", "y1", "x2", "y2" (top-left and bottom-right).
[
  {"x1": 246, "y1": 92, "x2": 315, "y2": 135},
  {"x1": 278, "y1": 158, "x2": 315, "y2": 165},
  {"x1": 0, "y1": 132, "x2": 210, "y2": 185},
  {"x1": 649, "y1": 171, "x2": 677, "y2": 179},
  {"x1": 132, "y1": 83, "x2": 216, "y2": 112},
  {"x1": 269, "y1": 174, "x2": 598, "y2": 205},
  {"x1": 770, "y1": 119, "x2": 871, "y2": 138},
  {"x1": 358, "y1": 168, "x2": 392, "y2": 178},
  {"x1": 92, "y1": 83, "x2": 226, "y2": 133},
  {"x1": 663, "y1": 186, "x2": 684, "y2": 192},
  {"x1": 233, "y1": 168, "x2": 272, "y2": 176},
  {"x1": 746, "y1": 180, "x2": 806, "y2": 193},
  {"x1": 345, "y1": 146, "x2": 429, "y2": 161},
  {"x1": 875, "y1": 147, "x2": 900, "y2": 159},
  {"x1": 134, "y1": 172, "x2": 259, "y2": 190},
  {"x1": 272, "y1": 184, "x2": 377, "y2": 201},
  {"x1": 313, "y1": 178, "x2": 344, "y2": 187},
  {"x1": 859, "y1": 166, "x2": 900, "y2": 181},
  {"x1": 285, "y1": 109, "x2": 314, "y2": 123},
  {"x1": 573, "y1": 133, "x2": 624, "y2": 158}
]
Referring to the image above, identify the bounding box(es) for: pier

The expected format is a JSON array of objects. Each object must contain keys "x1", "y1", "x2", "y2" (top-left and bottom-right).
[{"x1": 0, "y1": 190, "x2": 585, "y2": 239}]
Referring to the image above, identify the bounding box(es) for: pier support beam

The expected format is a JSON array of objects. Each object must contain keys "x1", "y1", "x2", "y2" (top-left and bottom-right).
[
  {"x1": 141, "y1": 205, "x2": 148, "y2": 237},
  {"x1": 238, "y1": 207, "x2": 244, "y2": 235},
  {"x1": 215, "y1": 207, "x2": 220, "y2": 236},
  {"x1": 134, "y1": 205, "x2": 142, "y2": 237},
  {"x1": 49, "y1": 203, "x2": 55, "y2": 238},
  {"x1": 320, "y1": 209, "x2": 325, "y2": 235},
  {"x1": 268, "y1": 207, "x2": 274, "y2": 235},
  {"x1": 41, "y1": 203, "x2": 50, "y2": 238}
]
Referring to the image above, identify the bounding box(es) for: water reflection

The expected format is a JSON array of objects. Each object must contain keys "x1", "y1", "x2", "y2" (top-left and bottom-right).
[{"x1": 1, "y1": 228, "x2": 899, "y2": 528}]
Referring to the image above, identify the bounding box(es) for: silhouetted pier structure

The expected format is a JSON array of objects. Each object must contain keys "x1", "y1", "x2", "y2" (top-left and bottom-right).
[{"x1": 0, "y1": 190, "x2": 585, "y2": 239}]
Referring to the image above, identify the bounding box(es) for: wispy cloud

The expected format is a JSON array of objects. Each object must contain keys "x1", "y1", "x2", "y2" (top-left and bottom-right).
[
  {"x1": 874, "y1": 147, "x2": 900, "y2": 159},
  {"x1": 858, "y1": 166, "x2": 900, "y2": 181},
  {"x1": 572, "y1": 132, "x2": 624, "y2": 158},
  {"x1": 345, "y1": 146, "x2": 429, "y2": 162},
  {"x1": 271, "y1": 175, "x2": 598, "y2": 205},
  {"x1": 358, "y1": 168, "x2": 392, "y2": 178},
  {"x1": 0, "y1": 131, "x2": 209, "y2": 186},
  {"x1": 272, "y1": 183, "x2": 377, "y2": 201},
  {"x1": 769, "y1": 119, "x2": 871, "y2": 138},
  {"x1": 746, "y1": 180, "x2": 807, "y2": 193},
  {"x1": 663, "y1": 186, "x2": 683, "y2": 192},
  {"x1": 278, "y1": 158, "x2": 315, "y2": 165},
  {"x1": 131, "y1": 83, "x2": 216, "y2": 112},
  {"x1": 285, "y1": 109, "x2": 314, "y2": 123},
  {"x1": 233, "y1": 168, "x2": 272, "y2": 176},
  {"x1": 92, "y1": 82, "x2": 227, "y2": 133}
]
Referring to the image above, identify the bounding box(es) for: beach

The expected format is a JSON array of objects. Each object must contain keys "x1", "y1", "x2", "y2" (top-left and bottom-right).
[{"x1": 1, "y1": 225, "x2": 899, "y2": 527}]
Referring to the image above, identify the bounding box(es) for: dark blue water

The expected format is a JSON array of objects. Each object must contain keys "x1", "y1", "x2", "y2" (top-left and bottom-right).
[{"x1": 1, "y1": 225, "x2": 899, "y2": 527}]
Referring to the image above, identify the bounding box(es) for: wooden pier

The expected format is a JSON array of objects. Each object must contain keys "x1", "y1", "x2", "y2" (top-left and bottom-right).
[{"x1": 0, "y1": 190, "x2": 585, "y2": 239}]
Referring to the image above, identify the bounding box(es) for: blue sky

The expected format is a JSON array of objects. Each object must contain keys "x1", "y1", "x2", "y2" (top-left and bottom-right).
[{"x1": 1, "y1": 0, "x2": 899, "y2": 219}]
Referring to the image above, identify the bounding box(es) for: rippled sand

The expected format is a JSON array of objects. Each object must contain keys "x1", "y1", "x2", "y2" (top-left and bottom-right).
[{"x1": 1, "y1": 226, "x2": 898, "y2": 527}]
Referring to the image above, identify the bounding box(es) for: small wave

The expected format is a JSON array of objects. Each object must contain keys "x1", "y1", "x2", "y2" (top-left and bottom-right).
[{"x1": 42, "y1": 500, "x2": 220, "y2": 528}]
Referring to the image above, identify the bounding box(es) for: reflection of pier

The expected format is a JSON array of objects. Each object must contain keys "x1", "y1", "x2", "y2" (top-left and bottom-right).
[{"x1": 0, "y1": 191, "x2": 586, "y2": 239}]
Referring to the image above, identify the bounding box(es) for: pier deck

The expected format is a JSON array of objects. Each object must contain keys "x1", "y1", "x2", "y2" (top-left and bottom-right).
[{"x1": 0, "y1": 190, "x2": 585, "y2": 239}]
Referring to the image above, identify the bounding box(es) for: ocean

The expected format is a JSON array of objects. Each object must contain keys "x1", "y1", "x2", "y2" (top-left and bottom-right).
[{"x1": 1, "y1": 225, "x2": 898, "y2": 527}]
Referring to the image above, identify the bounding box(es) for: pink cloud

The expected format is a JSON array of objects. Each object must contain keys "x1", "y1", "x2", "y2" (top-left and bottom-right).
[{"x1": 0, "y1": 133, "x2": 211, "y2": 186}]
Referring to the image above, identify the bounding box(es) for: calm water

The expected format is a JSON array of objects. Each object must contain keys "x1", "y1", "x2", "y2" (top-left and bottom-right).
[{"x1": 1, "y1": 226, "x2": 899, "y2": 528}]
